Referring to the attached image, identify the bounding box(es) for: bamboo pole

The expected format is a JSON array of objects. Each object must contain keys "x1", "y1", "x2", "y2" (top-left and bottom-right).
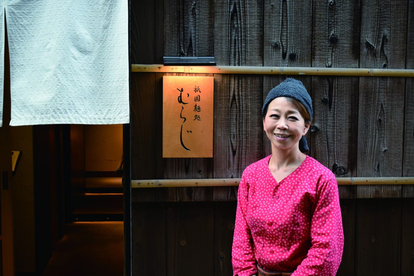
[
  {"x1": 131, "y1": 177, "x2": 414, "y2": 188},
  {"x1": 131, "y1": 64, "x2": 414, "y2": 77}
]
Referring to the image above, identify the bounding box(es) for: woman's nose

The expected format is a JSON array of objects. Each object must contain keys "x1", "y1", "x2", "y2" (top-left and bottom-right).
[{"x1": 277, "y1": 119, "x2": 288, "y2": 129}]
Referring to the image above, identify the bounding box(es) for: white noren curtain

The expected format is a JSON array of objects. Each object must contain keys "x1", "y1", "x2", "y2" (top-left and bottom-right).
[{"x1": 2, "y1": 0, "x2": 129, "y2": 126}]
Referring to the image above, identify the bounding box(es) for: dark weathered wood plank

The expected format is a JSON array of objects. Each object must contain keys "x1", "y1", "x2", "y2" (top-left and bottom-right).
[
  {"x1": 213, "y1": 74, "x2": 263, "y2": 179},
  {"x1": 132, "y1": 203, "x2": 167, "y2": 276},
  {"x1": 336, "y1": 199, "x2": 356, "y2": 276},
  {"x1": 130, "y1": 73, "x2": 159, "y2": 180},
  {"x1": 401, "y1": 198, "x2": 414, "y2": 276},
  {"x1": 130, "y1": 73, "x2": 160, "y2": 201},
  {"x1": 167, "y1": 203, "x2": 215, "y2": 276},
  {"x1": 311, "y1": 1, "x2": 359, "y2": 179},
  {"x1": 403, "y1": 0, "x2": 414, "y2": 201},
  {"x1": 357, "y1": 0, "x2": 407, "y2": 197},
  {"x1": 214, "y1": 202, "x2": 237, "y2": 276},
  {"x1": 263, "y1": 0, "x2": 312, "y2": 66},
  {"x1": 312, "y1": 0, "x2": 360, "y2": 67},
  {"x1": 130, "y1": 0, "x2": 164, "y2": 63},
  {"x1": 356, "y1": 199, "x2": 402, "y2": 276},
  {"x1": 214, "y1": 0, "x2": 263, "y2": 66},
  {"x1": 164, "y1": 0, "x2": 214, "y2": 57},
  {"x1": 311, "y1": 77, "x2": 359, "y2": 177}
]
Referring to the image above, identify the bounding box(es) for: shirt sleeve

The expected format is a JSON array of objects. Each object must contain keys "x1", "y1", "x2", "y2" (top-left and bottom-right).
[
  {"x1": 232, "y1": 173, "x2": 257, "y2": 276},
  {"x1": 292, "y1": 177, "x2": 344, "y2": 276}
]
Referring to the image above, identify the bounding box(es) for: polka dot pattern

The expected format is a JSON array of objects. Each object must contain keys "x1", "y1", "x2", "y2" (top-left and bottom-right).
[{"x1": 232, "y1": 155, "x2": 344, "y2": 276}]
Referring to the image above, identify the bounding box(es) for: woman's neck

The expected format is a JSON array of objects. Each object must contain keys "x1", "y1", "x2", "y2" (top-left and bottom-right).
[{"x1": 269, "y1": 147, "x2": 306, "y2": 171}]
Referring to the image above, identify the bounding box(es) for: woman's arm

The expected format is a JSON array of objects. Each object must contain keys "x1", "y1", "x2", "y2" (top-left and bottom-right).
[
  {"x1": 232, "y1": 175, "x2": 257, "y2": 276},
  {"x1": 292, "y1": 177, "x2": 344, "y2": 276}
]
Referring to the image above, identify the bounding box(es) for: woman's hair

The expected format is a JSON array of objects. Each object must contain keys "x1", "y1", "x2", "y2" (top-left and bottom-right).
[{"x1": 263, "y1": 96, "x2": 312, "y2": 125}]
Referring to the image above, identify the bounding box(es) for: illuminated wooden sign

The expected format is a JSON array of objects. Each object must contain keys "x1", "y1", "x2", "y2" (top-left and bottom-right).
[{"x1": 163, "y1": 76, "x2": 214, "y2": 158}]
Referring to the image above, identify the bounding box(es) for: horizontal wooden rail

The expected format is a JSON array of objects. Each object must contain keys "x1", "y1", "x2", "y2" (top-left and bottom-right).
[
  {"x1": 131, "y1": 64, "x2": 414, "y2": 77},
  {"x1": 132, "y1": 177, "x2": 414, "y2": 188}
]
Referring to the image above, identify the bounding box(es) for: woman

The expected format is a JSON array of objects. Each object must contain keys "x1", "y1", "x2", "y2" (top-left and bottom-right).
[{"x1": 232, "y1": 78, "x2": 344, "y2": 276}]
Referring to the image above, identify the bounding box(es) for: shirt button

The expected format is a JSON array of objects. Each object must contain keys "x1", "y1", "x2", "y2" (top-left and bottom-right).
[
  {"x1": 268, "y1": 222, "x2": 273, "y2": 227},
  {"x1": 269, "y1": 250, "x2": 274, "y2": 254}
]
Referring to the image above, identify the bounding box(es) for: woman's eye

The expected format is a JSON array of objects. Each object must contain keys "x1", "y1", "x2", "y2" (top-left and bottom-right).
[
  {"x1": 289, "y1": 116, "x2": 298, "y2": 120},
  {"x1": 270, "y1": 114, "x2": 279, "y2": 118}
]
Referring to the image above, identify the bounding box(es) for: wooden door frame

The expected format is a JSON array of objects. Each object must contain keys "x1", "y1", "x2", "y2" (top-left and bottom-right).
[{"x1": 1, "y1": 24, "x2": 15, "y2": 275}]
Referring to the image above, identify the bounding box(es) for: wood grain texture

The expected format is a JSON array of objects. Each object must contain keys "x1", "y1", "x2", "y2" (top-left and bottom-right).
[
  {"x1": 336, "y1": 199, "x2": 356, "y2": 276},
  {"x1": 130, "y1": 0, "x2": 164, "y2": 63},
  {"x1": 356, "y1": 199, "x2": 402, "y2": 276},
  {"x1": 213, "y1": 74, "x2": 263, "y2": 179},
  {"x1": 311, "y1": 0, "x2": 359, "y2": 179},
  {"x1": 357, "y1": 0, "x2": 407, "y2": 197},
  {"x1": 263, "y1": 0, "x2": 312, "y2": 66},
  {"x1": 312, "y1": 0, "x2": 360, "y2": 68},
  {"x1": 130, "y1": 73, "x2": 160, "y2": 180},
  {"x1": 214, "y1": 202, "x2": 237, "y2": 276},
  {"x1": 401, "y1": 198, "x2": 414, "y2": 276},
  {"x1": 132, "y1": 203, "x2": 167, "y2": 276},
  {"x1": 167, "y1": 203, "x2": 215, "y2": 276},
  {"x1": 404, "y1": 0, "x2": 414, "y2": 178},
  {"x1": 311, "y1": 77, "x2": 359, "y2": 177},
  {"x1": 357, "y1": 77, "x2": 405, "y2": 197},
  {"x1": 214, "y1": 0, "x2": 263, "y2": 66},
  {"x1": 164, "y1": 0, "x2": 214, "y2": 57}
]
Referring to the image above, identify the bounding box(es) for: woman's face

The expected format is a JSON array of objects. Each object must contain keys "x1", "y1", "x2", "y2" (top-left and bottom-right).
[{"x1": 263, "y1": 97, "x2": 310, "y2": 152}]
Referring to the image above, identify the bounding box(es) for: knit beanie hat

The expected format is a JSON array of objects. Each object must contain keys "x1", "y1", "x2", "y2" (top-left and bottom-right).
[{"x1": 262, "y1": 78, "x2": 313, "y2": 152}]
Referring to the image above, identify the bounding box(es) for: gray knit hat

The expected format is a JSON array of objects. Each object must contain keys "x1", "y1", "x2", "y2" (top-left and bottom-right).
[{"x1": 262, "y1": 78, "x2": 313, "y2": 152}]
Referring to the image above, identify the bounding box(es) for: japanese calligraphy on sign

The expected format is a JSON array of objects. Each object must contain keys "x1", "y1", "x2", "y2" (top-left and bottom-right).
[{"x1": 163, "y1": 76, "x2": 214, "y2": 158}]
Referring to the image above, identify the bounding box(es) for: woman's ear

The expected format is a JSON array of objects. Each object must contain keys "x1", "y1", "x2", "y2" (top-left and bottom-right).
[{"x1": 303, "y1": 122, "x2": 311, "y2": 135}]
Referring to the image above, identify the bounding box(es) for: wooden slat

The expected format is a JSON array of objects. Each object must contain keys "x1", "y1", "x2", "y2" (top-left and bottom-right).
[
  {"x1": 336, "y1": 199, "x2": 356, "y2": 276},
  {"x1": 214, "y1": 202, "x2": 237, "y2": 276},
  {"x1": 164, "y1": 0, "x2": 214, "y2": 57},
  {"x1": 131, "y1": 64, "x2": 414, "y2": 77},
  {"x1": 213, "y1": 75, "x2": 263, "y2": 177},
  {"x1": 356, "y1": 199, "x2": 402, "y2": 276},
  {"x1": 357, "y1": 0, "x2": 407, "y2": 198},
  {"x1": 130, "y1": 0, "x2": 164, "y2": 64},
  {"x1": 404, "y1": 0, "x2": 414, "y2": 191},
  {"x1": 213, "y1": 0, "x2": 263, "y2": 203},
  {"x1": 312, "y1": 76, "x2": 359, "y2": 177},
  {"x1": 311, "y1": 1, "x2": 359, "y2": 179},
  {"x1": 167, "y1": 202, "x2": 214, "y2": 276},
  {"x1": 214, "y1": 0, "x2": 263, "y2": 66},
  {"x1": 401, "y1": 198, "x2": 414, "y2": 275},
  {"x1": 402, "y1": 5, "x2": 413, "y2": 263},
  {"x1": 132, "y1": 203, "x2": 167, "y2": 276},
  {"x1": 263, "y1": 0, "x2": 312, "y2": 67}
]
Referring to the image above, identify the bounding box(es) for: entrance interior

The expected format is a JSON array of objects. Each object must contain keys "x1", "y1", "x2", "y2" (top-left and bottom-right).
[{"x1": 41, "y1": 124, "x2": 125, "y2": 275}]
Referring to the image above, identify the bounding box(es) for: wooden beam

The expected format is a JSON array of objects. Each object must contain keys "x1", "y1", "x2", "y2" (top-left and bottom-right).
[
  {"x1": 131, "y1": 64, "x2": 414, "y2": 77},
  {"x1": 131, "y1": 177, "x2": 414, "y2": 188}
]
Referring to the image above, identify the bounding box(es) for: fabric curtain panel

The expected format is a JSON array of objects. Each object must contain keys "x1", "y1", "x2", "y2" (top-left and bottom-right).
[{"x1": 1, "y1": 0, "x2": 129, "y2": 126}]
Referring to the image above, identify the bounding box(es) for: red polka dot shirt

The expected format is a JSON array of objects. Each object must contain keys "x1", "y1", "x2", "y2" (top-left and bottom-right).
[{"x1": 232, "y1": 155, "x2": 344, "y2": 276}]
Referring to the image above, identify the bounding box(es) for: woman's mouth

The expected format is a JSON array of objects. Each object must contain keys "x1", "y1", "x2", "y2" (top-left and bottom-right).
[{"x1": 275, "y1": 134, "x2": 290, "y2": 138}]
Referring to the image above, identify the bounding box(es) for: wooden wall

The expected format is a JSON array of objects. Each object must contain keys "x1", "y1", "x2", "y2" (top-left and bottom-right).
[{"x1": 129, "y1": 0, "x2": 414, "y2": 275}]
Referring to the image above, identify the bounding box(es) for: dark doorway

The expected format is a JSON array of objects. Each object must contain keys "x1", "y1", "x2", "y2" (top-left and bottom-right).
[{"x1": 34, "y1": 124, "x2": 126, "y2": 276}]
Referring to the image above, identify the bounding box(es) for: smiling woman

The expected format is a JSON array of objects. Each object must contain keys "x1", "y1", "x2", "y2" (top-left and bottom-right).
[{"x1": 232, "y1": 78, "x2": 344, "y2": 276}]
